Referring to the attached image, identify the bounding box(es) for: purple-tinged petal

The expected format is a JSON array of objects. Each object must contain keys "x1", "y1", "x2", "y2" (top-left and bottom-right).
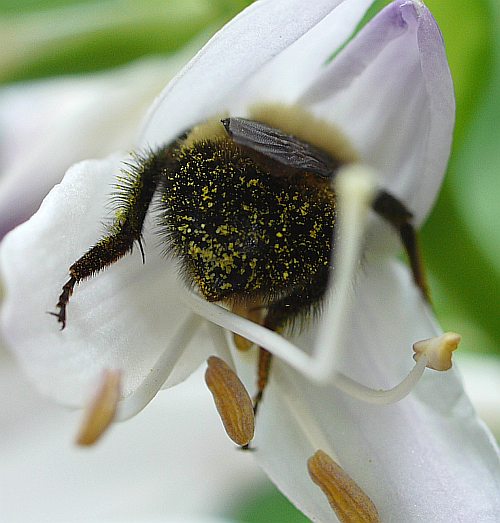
[
  {"x1": 224, "y1": 0, "x2": 375, "y2": 111},
  {"x1": 139, "y1": 0, "x2": 372, "y2": 147},
  {"x1": 249, "y1": 258, "x2": 500, "y2": 522},
  {"x1": 299, "y1": 0, "x2": 454, "y2": 225}
]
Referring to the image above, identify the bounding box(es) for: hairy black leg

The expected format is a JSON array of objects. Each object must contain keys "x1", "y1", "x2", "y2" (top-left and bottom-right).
[
  {"x1": 52, "y1": 146, "x2": 173, "y2": 329},
  {"x1": 253, "y1": 348, "x2": 273, "y2": 417},
  {"x1": 372, "y1": 190, "x2": 429, "y2": 301}
]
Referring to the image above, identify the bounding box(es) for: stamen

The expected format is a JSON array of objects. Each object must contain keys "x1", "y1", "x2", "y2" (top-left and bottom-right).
[
  {"x1": 275, "y1": 370, "x2": 380, "y2": 521},
  {"x1": 205, "y1": 356, "x2": 255, "y2": 446},
  {"x1": 274, "y1": 366, "x2": 337, "y2": 458},
  {"x1": 308, "y1": 450, "x2": 381, "y2": 523},
  {"x1": 183, "y1": 291, "x2": 432, "y2": 405},
  {"x1": 182, "y1": 163, "x2": 435, "y2": 405},
  {"x1": 206, "y1": 321, "x2": 237, "y2": 372},
  {"x1": 413, "y1": 332, "x2": 461, "y2": 371},
  {"x1": 116, "y1": 313, "x2": 202, "y2": 421},
  {"x1": 312, "y1": 164, "x2": 378, "y2": 380},
  {"x1": 76, "y1": 369, "x2": 121, "y2": 446}
]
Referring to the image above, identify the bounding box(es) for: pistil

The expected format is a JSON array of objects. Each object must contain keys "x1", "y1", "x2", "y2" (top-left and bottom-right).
[{"x1": 413, "y1": 332, "x2": 461, "y2": 371}]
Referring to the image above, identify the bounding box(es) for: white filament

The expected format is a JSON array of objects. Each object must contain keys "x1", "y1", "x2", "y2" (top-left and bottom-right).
[
  {"x1": 273, "y1": 366, "x2": 338, "y2": 459},
  {"x1": 312, "y1": 164, "x2": 377, "y2": 380},
  {"x1": 182, "y1": 291, "x2": 428, "y2": 405},
  {"x1": 181, "y1": 164, "x2": 430, "y2": 405},
  {"x1": 113, "y1": 164, "x2": 429, "y2": 418}
]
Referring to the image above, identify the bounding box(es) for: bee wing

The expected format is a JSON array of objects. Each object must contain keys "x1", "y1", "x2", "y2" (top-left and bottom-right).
[{"x1": 222, "y1": 117, "x2": 336, "y2": 179}]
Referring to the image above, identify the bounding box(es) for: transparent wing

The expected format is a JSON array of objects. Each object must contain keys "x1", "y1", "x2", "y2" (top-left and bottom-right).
[{"x1": 222, "y1": 117, "x2": 337, "y2": 179}]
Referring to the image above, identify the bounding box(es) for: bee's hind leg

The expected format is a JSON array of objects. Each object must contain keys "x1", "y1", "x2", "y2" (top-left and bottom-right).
[
  {"x1": 253, "y1": 271, "x2": 329, "y2": 416},
  {"x1": 254, "y1": 347, "x2": 273, "y2": 417},
  {"x1": 372, "y1": 190, "x2": 429, "y2": 301}
]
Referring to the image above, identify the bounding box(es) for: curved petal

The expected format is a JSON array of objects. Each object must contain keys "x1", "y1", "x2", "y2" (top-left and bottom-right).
[
  {"x1": 223, "y1": 0, "x2": 374, "y2": 112},
  {"x1": 0, "y1": 355, "x2": 263, "y2": 522},
  {"x1": 299, "y1": 0, "x2": 454, "y2": 225},
  {"x1": 139, "y1": 0, "x2": 372, "y2": 148},
  {"x1": 0, "y1": 157, "x2": 213, "y2": 406},
  {"x1": 0, "y1": 57, "x2": 183, "y2": 239},
  {"x1": 247, "y1": 258, "x2": 500, "y2": 521}
]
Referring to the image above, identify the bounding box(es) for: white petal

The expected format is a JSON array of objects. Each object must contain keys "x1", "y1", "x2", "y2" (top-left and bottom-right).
[
  {"x1": 456, "y1": 352, "x2": 500, "y2": 440},
  {"x1": 0, "y1": 56, "x2": 186, "y2": 238},
  {"x1": 224, "y1": 0, "x2": 374, "y2": 111},
  {"x1": 0, "y1": 157, "x2": 213, "y2": 406},
  {"x1": 139, "y1": 0, "x2": 369, "y2": 147},
  {"x1": 0, "y1": 353, "x2": 263, "y2": 522},
  {"x1": 300, "y1": 0, "x2": 454, "y2": 224},
  {"x1": 249, "y1": 258, "x2": 500, "y2": 522}
]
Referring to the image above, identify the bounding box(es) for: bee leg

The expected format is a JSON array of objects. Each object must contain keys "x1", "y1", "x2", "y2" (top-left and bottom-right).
[
  {"x1": 254, "y1": 347, "x2": 273, "y2": 416},
  {"x1": 372, "y1": 190, "x2": 429, "y2": 301},
  {"x1": 52, "y1": 147, "x2": 171, "y2": 329},
  {"x1": 253, "y1": 270, "x2": 329, "y2": 415}
]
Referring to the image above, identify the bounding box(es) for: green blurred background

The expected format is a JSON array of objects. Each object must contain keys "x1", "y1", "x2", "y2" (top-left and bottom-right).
[{"x1": 1, "y1": 0, "x2": 498, "y2": 521}]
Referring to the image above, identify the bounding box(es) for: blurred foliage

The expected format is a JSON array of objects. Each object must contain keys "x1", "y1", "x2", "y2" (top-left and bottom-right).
[
  {"x1": 0, "y1": 0, "x2": 498, "y2": 520},
  {"x1": 229, "y1": 485, "x2": 309, "y2": 523},
  {"x1": 0, "y1": 0, "x2": 254, "y2": 82},
  {"x1": 422, "y1": 0, "x2": 499, "y2": 355}
]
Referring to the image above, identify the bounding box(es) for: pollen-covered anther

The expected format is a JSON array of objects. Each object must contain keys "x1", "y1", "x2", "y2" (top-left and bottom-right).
[
  {"x1": 308, "y1": 450, "x2": 381, "y2": 523},
  {"x1": 76, "y1": 369, "x2": 121, "y2": 446},
  {"x1": 205, "y1": 356, "x2": 255, "y2": 446},
  {"x1": 413, "y1": 331, "x2": 461, "y2": 371}
]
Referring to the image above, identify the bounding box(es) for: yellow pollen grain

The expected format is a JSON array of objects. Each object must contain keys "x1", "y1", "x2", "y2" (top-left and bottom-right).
[{"x1": 308, "y1": 450, "x2": 380, "y2": 523}]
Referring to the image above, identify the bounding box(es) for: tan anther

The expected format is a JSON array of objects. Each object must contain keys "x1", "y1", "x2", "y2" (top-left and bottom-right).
[
  {"x1": 205, "y1": 356, "x2": 255, "y2": 446},
  {"x1": 307, "y1": 450, "x2": 380, "y2": 523},
  {"x1": 76, "y1": 369, "x2": 121, "y2": 446},
  {"x1": 231, "y1": 302, "x2": 263, "y2": 351},
  {"x1": 413, "y1": 332, "x2": 461, "y2": 371}
]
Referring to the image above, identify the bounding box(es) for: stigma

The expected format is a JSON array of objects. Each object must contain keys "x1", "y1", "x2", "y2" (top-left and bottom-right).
[{"x1": 413, "y1": 332, "x2": 461, "y2": 371}]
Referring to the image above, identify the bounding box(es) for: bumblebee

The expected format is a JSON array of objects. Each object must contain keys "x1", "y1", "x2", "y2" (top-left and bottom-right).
[{"x1": 53, "y1": 104, "x2": 426, "y2": 414}]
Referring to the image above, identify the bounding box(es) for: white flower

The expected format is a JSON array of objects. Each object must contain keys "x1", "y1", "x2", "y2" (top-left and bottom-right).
[
  {"x1": 1, "y1": 1, "x2": 499, "y2": 522},
  {"x1": 0, "y1": 351, "x2": 262, "y2": 522},
  {"x1": 0, "y1": 52, "x2": 193, "y2": 239}
]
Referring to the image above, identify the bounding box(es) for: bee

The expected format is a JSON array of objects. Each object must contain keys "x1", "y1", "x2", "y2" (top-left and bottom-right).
[{"x1": 52, "y1": 104, "x2": 427, "y2": 414}]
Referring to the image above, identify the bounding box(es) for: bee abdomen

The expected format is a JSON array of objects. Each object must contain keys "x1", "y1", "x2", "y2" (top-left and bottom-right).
[{"x1": 160, "y1": 138, "x2": 336, "y2": 305}]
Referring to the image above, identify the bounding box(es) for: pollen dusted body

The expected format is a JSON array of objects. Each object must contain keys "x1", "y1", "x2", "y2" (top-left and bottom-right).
[
  {"x1": 162, "y1": 134, "x2": 336, "y2": 329},
  {"x1": 53, "y1": 104, "x2": 426, "y2": 419}
]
